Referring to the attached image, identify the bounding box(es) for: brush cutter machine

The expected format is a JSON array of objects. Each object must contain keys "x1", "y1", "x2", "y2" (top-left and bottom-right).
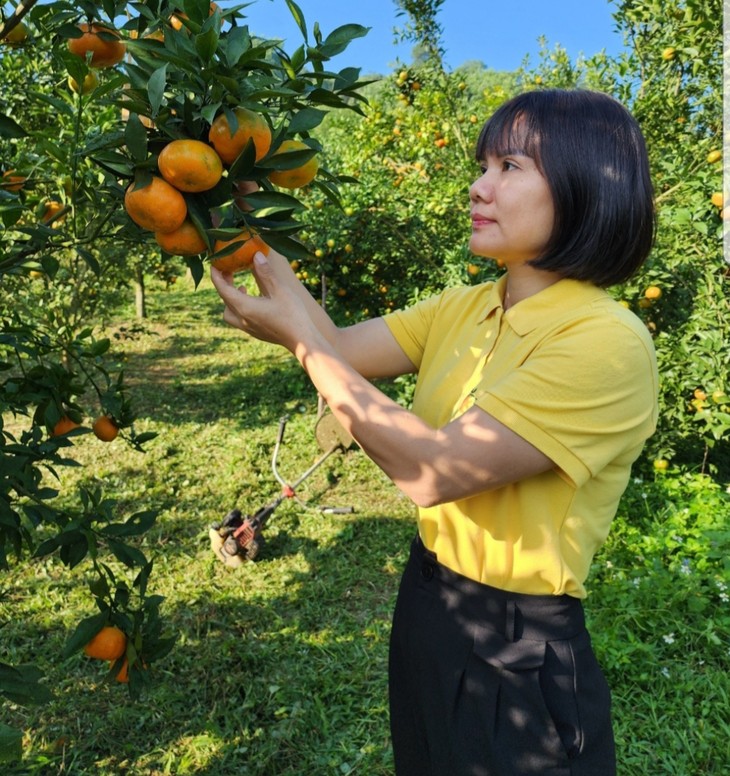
[{"x1": 209, "y1": 412, "x2": 354, "y2": 567}]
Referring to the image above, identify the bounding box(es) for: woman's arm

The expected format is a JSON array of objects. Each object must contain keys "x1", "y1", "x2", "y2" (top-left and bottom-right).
[{"x1": 211, "y1": 256, "x2": 552, "y2": 506}]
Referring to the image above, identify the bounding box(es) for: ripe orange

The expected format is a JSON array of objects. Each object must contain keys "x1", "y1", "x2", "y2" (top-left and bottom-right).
[
  {"x1": 644, "y1": 285, "x2": 662, "y2": 300},
  {"x1": 711, "y1": 191, "x2": 724, "y2": 209},
  {"x1": 155, "y1": 219, "x2": 207, "y2": 255},
  {"x1": 41, "y1": 201, "x2": 66, "y2": 223},
  {"x1": 1, "y1": 170, "x2": 26, "y2": 192},
  {"x1": 661, "y1": 47, "x2": 676, "y2": 61},
  {"x1": 157, "y1": 139, "x2": 223, "y2": 193},
  {"x1": 707, "y1": 149, "x2": 722, "y2": 164},
  {"x1": 268, "y1": 140, "x2": 319, "y2": 189},
  {"x1": 84, "y1": 626, "x2": 127, "y2": 660},
  {"x1": 52, "y1": 416, "x2": 80, "y2": 436},
  {"x1": 208, "y1": 107, "x2": 272, "y2": 165},
  {"x1": 212, "y1": 230, "x2": 270, "y2": 273},
  {"x1": 92, "y1": 415, "x2": 119, "y2": 442},
  {"x1": 111, "y1": 657, "x2": 146, "y2": 683},
  {"x1": 124, "y1": 176, "x2": 187, "y2": 233},
  {"x1": 67, "y1": 24, "x2": 126, "y2": 68}
]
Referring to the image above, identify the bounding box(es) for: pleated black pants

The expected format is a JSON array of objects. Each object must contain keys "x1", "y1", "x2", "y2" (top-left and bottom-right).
[{"x1": 388, "y1": 535, "x2": 616, "y2": 776}]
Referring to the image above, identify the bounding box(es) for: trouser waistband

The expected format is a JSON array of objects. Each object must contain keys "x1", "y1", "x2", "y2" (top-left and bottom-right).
[{"x1": 410, "y1": 534, "x2": 586, "y2": 642}]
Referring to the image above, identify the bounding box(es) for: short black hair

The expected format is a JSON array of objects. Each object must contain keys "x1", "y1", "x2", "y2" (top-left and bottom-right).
[{"x1": 475, "y1": 89, "x2": 655, "y2": 287}]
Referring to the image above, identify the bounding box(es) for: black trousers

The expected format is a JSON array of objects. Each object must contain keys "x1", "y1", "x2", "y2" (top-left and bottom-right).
[{"x1": 389, "y1": 535, "x2": 616, "y2": 776}]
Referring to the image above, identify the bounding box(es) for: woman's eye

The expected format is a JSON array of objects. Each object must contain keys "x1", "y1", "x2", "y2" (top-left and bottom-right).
[{"x1": 503, "y1": 159, "x2": 518, "y2": 171}]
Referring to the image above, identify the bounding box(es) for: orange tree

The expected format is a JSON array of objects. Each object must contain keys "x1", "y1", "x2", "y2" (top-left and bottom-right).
[
  {"x1": 292, "y1": 8, "x2": 519, "y2": 324},
  {"x1": 1, "y1": 0, "x2": 370, "y2": 759}
]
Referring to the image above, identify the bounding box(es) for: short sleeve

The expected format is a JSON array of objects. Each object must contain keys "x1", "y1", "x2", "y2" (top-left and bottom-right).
[
  {"x1": 382, "y1": 293, "x2": 444, "y2": 370},
  {"x1": 474, "y1": 318, "x2": 658, "y2": 486}
]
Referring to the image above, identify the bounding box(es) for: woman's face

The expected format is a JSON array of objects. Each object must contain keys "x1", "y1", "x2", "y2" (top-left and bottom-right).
[{"x1": 468, "y1": 149, "x2": 555, "y2": 267}]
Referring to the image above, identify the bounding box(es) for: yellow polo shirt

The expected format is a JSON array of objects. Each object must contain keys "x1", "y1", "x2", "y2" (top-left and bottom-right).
[{"x1": 383, "y1": 275, "x2": 658, "y2": 598}]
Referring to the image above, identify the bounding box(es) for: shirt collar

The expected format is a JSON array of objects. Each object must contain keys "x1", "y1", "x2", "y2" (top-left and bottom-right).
[{"x1": 479, "y1": 276, "x2": 609, "y2": 335}]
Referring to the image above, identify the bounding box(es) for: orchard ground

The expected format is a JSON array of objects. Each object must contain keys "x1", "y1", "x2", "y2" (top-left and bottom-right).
[{"x1": 3, "y1": 274, "x2": 728, "y2": 775}]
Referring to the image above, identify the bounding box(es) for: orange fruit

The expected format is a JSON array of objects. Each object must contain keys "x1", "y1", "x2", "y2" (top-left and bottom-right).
[
  {"x1": 41, "y1": 201, "x2": 66, "y2": 223},
  {"x1": 111, "y1": 657, "x2": 146, "y2": 683},
  {"x1": 268, "y1": 140, "x2": 319, "y2": 189},
  {"x1": 661, "y1": 47, "x2": 676, "y2": 61},
  {"x1": 155, "y1": 219, "x2": 207, "y2": 255},
  {"x1": 92, "y1": 415, "x2": 119, "y2": 442},
  {"x1": 208, "y1": 107, "x2": 272, "y2": 165},
  {"x1": 52, "y1": 416, "x2": 80, "y2": 436},
  {"x1": 171, "y1": 2, "x2": 219, "y2": 30},
  {"x1": 3, "y1": 22, "x2": 28, "y2": 45},
  {"x1": 644, "y1": 286, "x2": 662, "y2": 300},
  {"x1": 707, "y1": 149, "x2": 722, "y2": 164},
  {"x1": 67, "y1": 24, "x2": 126, "y2": 68},
  {"x1": 212, "y1": 230, "x2": 270, "y2": 273},
  {"x1": 124, "y1": 176, "x2": 187, "y2": 233},
  {"x1": 1, "y1": 170, "x2": 26, "y2": 192},
  {"x1": 84, "y1": 626, "x2": 127, "y2": 660},
  {"x1": 67, "y1": 71, "x2": 99, "y2": 94},
  {"x1": 157, "y1": 139, "x2": 223, "y2": 193},
  {"x1": 112, "y1": 658, "x2": 130, "y2": 682},
  {"x1": 711, "y1": 191, "x2": 724, "y2": 209}
]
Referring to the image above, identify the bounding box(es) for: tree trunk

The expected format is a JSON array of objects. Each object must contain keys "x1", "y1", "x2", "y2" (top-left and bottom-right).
[{"x1": 134, "y1": 266, "x2": 146, "y2": 319}]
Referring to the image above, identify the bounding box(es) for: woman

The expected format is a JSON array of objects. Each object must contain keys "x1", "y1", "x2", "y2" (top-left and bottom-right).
[{"x1": 211, "y1": 88, "x2": 658, "y2": 775}]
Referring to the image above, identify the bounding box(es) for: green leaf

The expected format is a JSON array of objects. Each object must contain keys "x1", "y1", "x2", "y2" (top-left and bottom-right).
[
  {"x1": 0, "y1": 662, "x2": 52, "y2": 706},
  {"x1": 0, "y1": 722, "x2": 22, "y2": 763},
  {"x1": 225, "y1": 25, "x2": 252, "y2": 67},
  {"x1": 62, "y1": 612, "x2": 107, "y2": 659},
  {"x1": 124, "y1": 114, "x2": 149, "y2": 164},
  {"x1": 107, "y1": 538, "x2": 148, "y2": 568},
  {"x1": 148, "y1": 65, "x2": 168, "y2": 114},
  {"x1": 285, "y1": 0, "x2": 308, "y2": 43},
  {"x1": 195, "y1": 25, "x2": 219, "y2": 63},
  {"x1": 243, "y1": 190, "x2": 306, "y2": 211},
  {"x1": 320, "y1": 24, "x2": 369, "y2": 58},
  {"x1": 288, "y1": 108, "x2": 326, "y2": 134},
  {"x1": 261, "y1": 233, "x2": 312, "y2": 261},
  {"x1": 0, "y1": 115, "x2": 27, "y2": 140},
  {"x1": 102, "y1": 510, "x2": 158, "y2": 538}
]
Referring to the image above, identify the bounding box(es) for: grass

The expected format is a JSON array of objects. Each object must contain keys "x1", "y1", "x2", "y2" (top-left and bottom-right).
[{"x1": 2, "y1": 273, "x2": 729, "y2": 774}]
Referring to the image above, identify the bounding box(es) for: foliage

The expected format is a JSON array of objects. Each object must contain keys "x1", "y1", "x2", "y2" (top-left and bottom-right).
[{"x1": 1, "y1": 0, "x2": 371, "y2": 759}]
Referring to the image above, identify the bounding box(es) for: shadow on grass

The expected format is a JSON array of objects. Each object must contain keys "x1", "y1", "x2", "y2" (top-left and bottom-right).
[{"x1": 6, "y1": 513, "x2": 416, "y2": 776}]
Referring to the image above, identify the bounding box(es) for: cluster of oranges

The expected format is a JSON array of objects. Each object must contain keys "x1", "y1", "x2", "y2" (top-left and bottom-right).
[
  {"x1": 123, "y1": 106, "x2": 319, "y2": 273},
  {"x1": 63, "y1": 17, "x2": 321, "y2": 274},
  {"x1": 51, "y1": 414, "x2": 119, "y2": 442},
  {"x1": 83, "y1": 625, "x2": 133, "y2": 683}
]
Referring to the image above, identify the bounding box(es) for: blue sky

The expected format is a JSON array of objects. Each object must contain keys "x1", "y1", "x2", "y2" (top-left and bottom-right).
[{"x1": 235, "y1": 0, "x2": 624, "y2": 75}]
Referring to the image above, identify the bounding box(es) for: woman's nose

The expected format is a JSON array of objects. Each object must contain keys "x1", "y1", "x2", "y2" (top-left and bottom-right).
[{"x1": 470, "y1": 172, "x2": 494, "y2": 203}]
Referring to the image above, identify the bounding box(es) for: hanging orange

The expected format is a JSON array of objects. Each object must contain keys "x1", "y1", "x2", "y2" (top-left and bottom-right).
[
  {"x1": 268, "y1": 140, "x2": 319, "y2": 189},
  {"x1": 84, "y1": 626, "x2": 127, "y2": 660},
  {"x1": 67, "y1": 24, "x2": 126, "y2": 68},
  {"x1": 208, "y1": 107, "x2": 272, "y2": 165},
  {"x1": 92, "y1": 415, "x2": 119, "y2": 442},
  {"x1": 157, "y1": 139, "x2": 223, "y2": 193},
  {"x1": 124, "y1": 176, "x2": 187, "y2": 233},
  {"x1": 155, "y1": 219, "x2": 207, "y2": 256},
  {"x1": 212, "y1": 230, "x2": 270, "y2": 274}
]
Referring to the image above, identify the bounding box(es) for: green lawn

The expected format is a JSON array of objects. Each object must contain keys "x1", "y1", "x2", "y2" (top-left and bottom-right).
[{"x1": 3, "y1": 274, "x2": 729, "y2": 774}]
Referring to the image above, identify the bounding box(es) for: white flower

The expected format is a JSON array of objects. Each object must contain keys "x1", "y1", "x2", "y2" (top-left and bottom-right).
[
  {"x1": 663, "y1": 633, "x2": 675, "y2": 645},
  {"x1": 660, "y1": 667, "x2": 671, "y2": 678}
]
